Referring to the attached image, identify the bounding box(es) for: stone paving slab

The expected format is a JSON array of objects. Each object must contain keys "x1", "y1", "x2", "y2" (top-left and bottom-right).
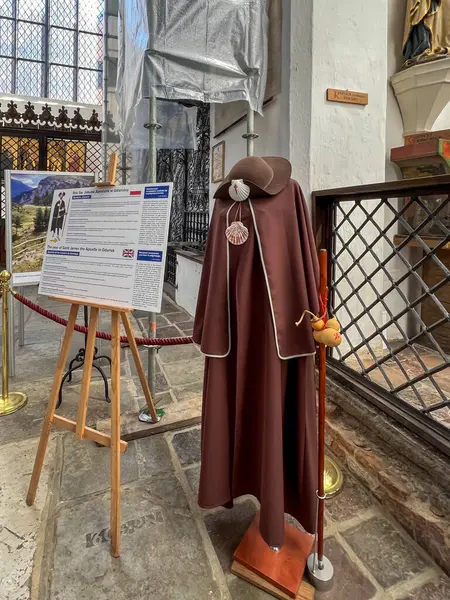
[
  {"x1": 163, "y1": 311, "x2": 193, "y2": 323},
  {"x1": 171, "y1": 428, "x2": 202, "y2": 466},
  {"x1": 398, "y1": 576, "x2": 450, "y2": 599},
  {"x1": 0, "y1": 436, "x2": 57, "y2": 600},
  {"x1": 162, "y1": 357, "x2": 204, "y2": 387},
  {"x1": 158, "y1": 344, "x2": 202, "y2": 365},
  {"x1": 185, "y1": 465, "x2": 201, "y2": 497},
  {"x1": 325, "y1": 395, "x2": 450, "y2": 576},
  {"x1": 168, "y1": 424, "x2": 450, "y2": 600},
  {"x1": 59, "y1": 435, "x2": 174, "y2": 502},
  {"x1": 128, "y1": 345, "x2": 162, "y2": 377},
  {"x1": 315, "y1": 536, "x2": 377, "y2": 600},
  {"x1": 60, "y1": 436, "x2": 139, "y2": 502},
  {"x1": 150, "y1": 324, "x2": 182, "y2": 339},
  {"x1": 147, "y1": 391, "x2": 174, "y2": 408},
  {"x1": 172, "y1": 381, "x2": 203, "y2": 403},
  {"x1": 47, "y1": 475, "x2": 222, "y2": 600},
  {"x1": 204, "y1": 500, "x2": 258, "y2": 574},
  {"x1": 342, "y1": 516, "x2": 430, "y2": 589}
]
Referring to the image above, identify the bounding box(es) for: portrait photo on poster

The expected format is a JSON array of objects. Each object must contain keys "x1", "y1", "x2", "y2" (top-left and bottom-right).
[{"x1": 50, "y1": 191, "x2": 70, "y2": 242}]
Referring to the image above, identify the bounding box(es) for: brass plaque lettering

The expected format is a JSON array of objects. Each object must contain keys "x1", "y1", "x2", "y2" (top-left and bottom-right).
[{"x1": 326, "y1": 89, "x2": 368, "y2": 106}]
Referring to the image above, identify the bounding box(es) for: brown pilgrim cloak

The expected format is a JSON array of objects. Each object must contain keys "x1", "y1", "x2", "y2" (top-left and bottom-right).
[{"x1": 193, "y1": 178, "x2": 320, "y2": 549}]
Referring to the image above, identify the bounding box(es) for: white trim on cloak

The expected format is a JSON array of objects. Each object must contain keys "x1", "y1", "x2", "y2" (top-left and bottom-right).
[{"x1": 201, "y1": 200, "x2": 316, "y2": 361}]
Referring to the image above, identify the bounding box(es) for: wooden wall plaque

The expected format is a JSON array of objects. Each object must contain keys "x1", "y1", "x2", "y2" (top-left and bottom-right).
[
  {"x1": 404, "y1": 129, "x2": 450, "y2": 146},
  {"x1": 327, "y1": 89, "x2": 368, "y2": 106}
]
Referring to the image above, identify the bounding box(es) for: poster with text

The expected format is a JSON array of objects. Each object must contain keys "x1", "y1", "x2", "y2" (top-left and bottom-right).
[
  {"x1": 39, "y1": 183, "x2": 173, "y2": 313},
  {"x1": 5, "y1": 170, "x2": 95, "y2": 282}
]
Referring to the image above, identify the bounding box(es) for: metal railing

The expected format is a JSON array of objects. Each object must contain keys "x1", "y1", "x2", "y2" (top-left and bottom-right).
[
  {"x1": 314, "y1": 175, "x2": 450, "y2": 456},
  {"x1": 184, "y1": 210, "x2": 209, "y2": 248},
  {"x1": 165, "y1": 247, "x2": 177, "y2": 288}
]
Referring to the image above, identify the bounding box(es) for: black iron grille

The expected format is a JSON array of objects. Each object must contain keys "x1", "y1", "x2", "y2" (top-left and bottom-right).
[
  {"x1": 325, "y1": 188, "x2": 450, "y2": 452},
  {"x1": 165, "y1": 247, "x2": 177, "y2": 288}
]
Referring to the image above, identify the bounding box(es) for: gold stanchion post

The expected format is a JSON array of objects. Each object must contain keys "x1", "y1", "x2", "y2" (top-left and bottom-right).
[{"x1": 0, "y1": 270, "x2": 27, "y2": 416}]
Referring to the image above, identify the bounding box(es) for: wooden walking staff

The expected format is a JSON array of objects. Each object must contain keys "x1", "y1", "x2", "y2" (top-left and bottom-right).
[{"x1": 306, "y1": 249, "x2": 334, "y2": 590}]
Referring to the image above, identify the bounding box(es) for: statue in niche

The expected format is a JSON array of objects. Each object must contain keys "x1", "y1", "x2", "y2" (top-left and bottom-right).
[{"x1": 403, "y1": 0, "x2": 450, "y2": 67}]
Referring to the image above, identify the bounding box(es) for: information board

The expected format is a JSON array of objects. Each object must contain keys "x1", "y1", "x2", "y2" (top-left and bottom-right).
[{"x1": 38, "y1": 183, "x2": 173, "y2": 313}]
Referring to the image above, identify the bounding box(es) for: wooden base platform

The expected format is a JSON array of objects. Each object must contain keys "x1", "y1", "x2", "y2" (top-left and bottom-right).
[
  {"x1": 232, "y1": 515, "x2": 315, "y2": 599},
  {"x1": 232, "y1": 562, "x2": 315, "y2": 600}
]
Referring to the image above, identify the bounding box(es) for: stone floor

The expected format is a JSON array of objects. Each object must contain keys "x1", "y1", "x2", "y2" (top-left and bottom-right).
[
  {"x1": 1, "y1": 288, "x2": 449, "y2": 599},
  {"x1": 345, "y1": 344, "x2": 450, "y2": 428}
]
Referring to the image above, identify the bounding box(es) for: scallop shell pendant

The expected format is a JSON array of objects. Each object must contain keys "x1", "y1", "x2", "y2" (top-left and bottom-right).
[
  {"x1": 229, "y1": 179, "x2": 250, "y2": 202},
  {"x1": 225, "y1": 220, "x2": 249, "y2": 245}
]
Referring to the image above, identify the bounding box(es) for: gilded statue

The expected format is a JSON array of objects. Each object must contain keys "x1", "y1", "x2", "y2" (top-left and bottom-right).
[{"x1": 403, "y1": 0, "x2": 450, "y2": 67}]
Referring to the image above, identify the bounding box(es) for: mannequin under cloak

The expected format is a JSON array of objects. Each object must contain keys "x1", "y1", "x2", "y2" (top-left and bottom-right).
[{"x1": 193, "y1": 156, "x2": 320, "y2": 549}]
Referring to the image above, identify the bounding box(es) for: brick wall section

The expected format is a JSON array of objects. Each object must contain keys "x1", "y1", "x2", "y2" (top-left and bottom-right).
[{"x1": 325, "y1": 376, "x2": 450, "y2": 576}]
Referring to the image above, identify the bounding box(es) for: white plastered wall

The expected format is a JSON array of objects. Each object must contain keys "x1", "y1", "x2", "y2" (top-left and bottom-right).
[
  {"x1": 175, "y1": 254, "x2": 202, "y2": 317},
  {"x1": 297, "y1": 0, "x2": 389, "y2": 356}
]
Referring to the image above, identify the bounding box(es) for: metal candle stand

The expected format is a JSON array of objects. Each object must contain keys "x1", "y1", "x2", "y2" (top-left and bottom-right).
[
  {"x1": 57, "y1": 305, "x2": 111, "y2": 409},
  {"x1": 139, "y1": 94, "x2": 162, "y2": 424}
]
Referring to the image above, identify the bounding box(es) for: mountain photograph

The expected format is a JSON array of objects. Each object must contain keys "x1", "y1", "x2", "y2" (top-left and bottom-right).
[
  {"x1": 10, "y1": 171, "x2": 95, "y2": 274},
  {"x1": 11, "y1": 173, "x2": 95, "y2": 207}
]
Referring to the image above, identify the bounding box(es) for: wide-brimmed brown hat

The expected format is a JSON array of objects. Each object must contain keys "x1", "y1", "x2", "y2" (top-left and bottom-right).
[{"x1": 215, "y1": 156, "x2": 292, "y2": 199}]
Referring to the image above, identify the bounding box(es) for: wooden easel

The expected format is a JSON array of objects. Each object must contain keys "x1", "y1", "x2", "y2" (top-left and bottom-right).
[
  {"x1": 26, "y1": 298, "x2": 159, "y2": 557},
  {"x1": 26, "y1": 156, "x2": 159, "y2": 558},
  {"x1": 94, "y1": 152, "x2": 118, "y2": 187}
]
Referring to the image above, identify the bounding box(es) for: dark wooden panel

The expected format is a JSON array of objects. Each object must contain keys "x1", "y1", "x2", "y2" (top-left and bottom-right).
[{"x1": 422, "y1": 249, "x2": 450, "y2": 353}]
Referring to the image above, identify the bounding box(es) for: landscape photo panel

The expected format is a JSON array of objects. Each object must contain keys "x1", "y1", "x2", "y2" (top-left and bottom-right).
[{"x1": 6, "y1": 171, "x2": 95, "y2": 276}]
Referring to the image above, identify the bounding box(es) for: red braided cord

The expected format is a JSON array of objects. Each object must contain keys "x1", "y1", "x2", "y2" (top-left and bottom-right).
[
  {"x1": 12, "y1": 291, "x2": 194, "y2": 346},
  {"x1": 319, "y1": 287, "x2": 329, "y2": 320}
]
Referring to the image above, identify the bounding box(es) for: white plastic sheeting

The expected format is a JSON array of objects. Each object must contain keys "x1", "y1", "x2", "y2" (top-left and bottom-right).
[
  {"x1": 117, "y1": 0, "x2": 268, "y2": 148},
  {"x1": 130, "y1": 99, "x2": 198, "y2": 150}
]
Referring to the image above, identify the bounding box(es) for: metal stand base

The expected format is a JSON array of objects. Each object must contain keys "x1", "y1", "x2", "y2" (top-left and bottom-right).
[
  {"x1": 0, "y1": 392, "x2": 28, "y2": 416},
  {"x1": 138, "y1": 407, "x2": 164, "y2": 424},
  {"x1": 57, "y1": 348, "x2": 111, "y2": 409},
  {"x1": 57, "y1": 306, "x2": 111, "y2": 409},
  {"x1": 306, "y1": 554, "x2": 334, "y2": 591}
]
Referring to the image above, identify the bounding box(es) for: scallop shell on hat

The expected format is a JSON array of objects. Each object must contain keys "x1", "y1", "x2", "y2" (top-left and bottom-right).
[
  {"x1": 225, "y1": 221, "x2": 249, "y2": 245},
  {"x1": 229, "y1": 179, "x2": 250, "y2": 202}
]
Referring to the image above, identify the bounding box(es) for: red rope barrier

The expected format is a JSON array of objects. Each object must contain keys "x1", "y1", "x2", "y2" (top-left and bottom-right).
[{"x1": 12, "y1": 291, "x2": 194, "y2": 347}]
